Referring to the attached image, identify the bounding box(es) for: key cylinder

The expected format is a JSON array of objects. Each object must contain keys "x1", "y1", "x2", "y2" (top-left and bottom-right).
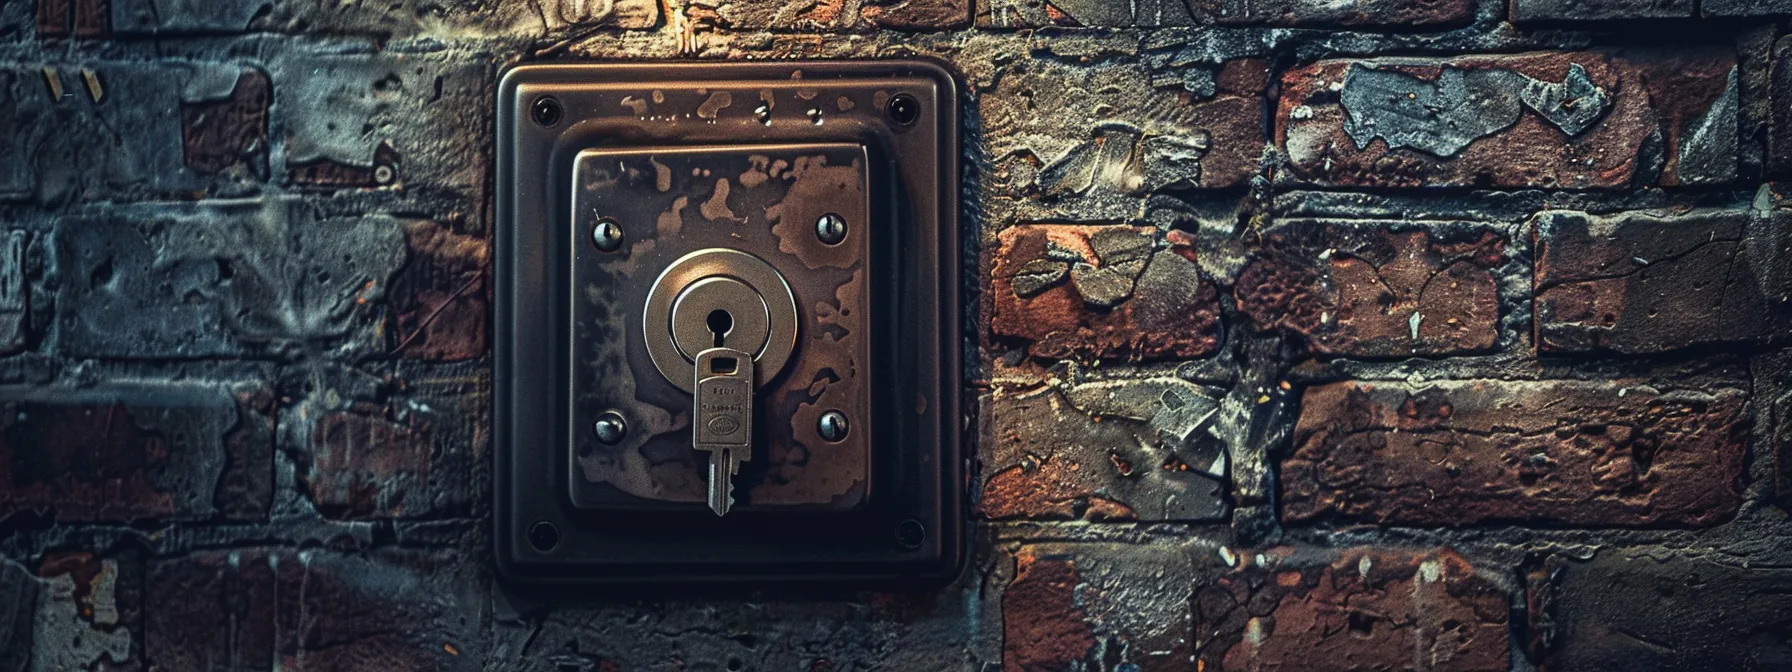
[{"x1": 642, "y1": 248, "x2": 799, "y2": 392}]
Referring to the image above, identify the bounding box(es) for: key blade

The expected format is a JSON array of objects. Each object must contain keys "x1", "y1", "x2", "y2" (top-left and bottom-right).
[{"x1": 707, "y1": 449, "x2": 736, "y2": 516}]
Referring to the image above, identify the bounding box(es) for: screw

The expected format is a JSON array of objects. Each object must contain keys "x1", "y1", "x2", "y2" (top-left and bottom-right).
[
  {"x1": 594, "y1": 411, "x2": 627, "y2": 444},
  {"x1": 817, "y1": 410, "x2": 849, "y2": 442},
  {"x1": 528, "y1": 520, "x2": 560, "y2": 552},
  {"x1": 531, "y1": 96, "x2": 562, "y2": 127},
  {"x1": 373, "y1": 164, "x2": 395, "y2": 185},
  {"x1": 895, "y1": 519, "x2": 925, "y2": 549},
  {"x1": 815, "y1": 213, "x2": 847, "y2": 246},
  {"x1": 591, "y1": 217, "x2": 624, "y2": 252},
  {"x1": 887, "y1": 93, "x2": 920, "y2": 126}
]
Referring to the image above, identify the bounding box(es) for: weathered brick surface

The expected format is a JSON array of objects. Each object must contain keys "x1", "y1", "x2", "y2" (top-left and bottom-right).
[
  {"x1": 1534, "y1": 208, "x2": 1792, "y2": 354},
  {"x1": 1235, "y1": 219, "x2": 1510, "y2": 357},
  {"x1": 1, "y1": 62, "x2": 268, "y2": 202},
  {"x1": 1704, "y1": 0, "x2": 1792, "y2": 15},
  {"x1": 147, "y1": 548, "x2": 485, "y2": 671},
  {"x1": 34, "y1": 550, "x2": 142, "y2": 670},
  {"x1": 1770, "y1": 37, "x2": 1792, "y2": 178},
  {"x1": 389, "y1": 220, "x2": 489, "y2": 362},
  {"x1": 1511, "y1": 0, "x2": 1691, "y2": 21},
  {"x1": 1283, "y1": 380, "x2": 1748, "y2": 527},
  {"x1": 301, "y1": 397, "x2": 481, "y2": 520},
  {"x1": 1002, "y1": 543, "x2": 1195, "y2": 671},
  {"x1": 988, "y1": 224, "x2": 1220, "y2": 362},
  {"x1": 983, "y1": 57, "x2": 1266, "y2": 220},
  {"x1": 1196, "y1": 547, "x2": 1509, "y2": 671},
  {"x1": 0, "y1": 385, "x2": 273, "y2": 522},
  {"x1": 976, "y1": 0, "x2": 1469, "y2": 26},
  {"x1": 1279, "y1": 49, "x2": 1738, "y2": 189},
  {"x1": 53, "y1": 200, "x2": 406, "y2": 359},
  {"x1": 1529, "y1": 549, "x2": 1792, "y2": 669},
  {"x1": 981, "y1": 378, "x2": 1228, "y2": 521},
  {"x1": 180, "y1": 69, "x2": 270, "y2": 178}
]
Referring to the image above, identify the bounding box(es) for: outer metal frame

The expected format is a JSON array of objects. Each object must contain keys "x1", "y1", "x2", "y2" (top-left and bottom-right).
[{"x1": 494, "y1": 60, "x2": 963, "y2": 587}]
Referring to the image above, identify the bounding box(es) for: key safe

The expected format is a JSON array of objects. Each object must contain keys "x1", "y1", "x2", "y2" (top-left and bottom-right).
[{"x1": 494, "y1": 61, "x2": 963, "y2": 585}]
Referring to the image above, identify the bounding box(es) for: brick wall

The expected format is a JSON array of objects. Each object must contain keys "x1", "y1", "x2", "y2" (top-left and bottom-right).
[{"x1": 3, "y1": 0, "x2": 1792, "y2": 669}]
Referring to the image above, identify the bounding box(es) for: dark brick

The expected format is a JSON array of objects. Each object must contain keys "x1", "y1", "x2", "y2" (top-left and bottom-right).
[
  {"x1": 1197, "y1": 0, "x2": 1474, "y2": 26},
  {"x1": 989, "y1": 224, "x2": 1219, "y2": 362},
  {"x1": 35, "y1": 0, "x2": 68, "y2": 37},
  {"x1": 388, "y1": 220, "x2": 489, "y2": 362},
  {"x1": 1279, "y1": 49, "x2": 1737, "y2": 189},
  {"x1": 1529, "y1": 549, "x2": 1792, "y2": 670},
  {"x1": 1235, "y1": 220, "x2": 1508, "y2": 357},
  {"x1": 980, "y1": 379, "x2": 1228, "y2": 522},
  {"x1": 147, "y1": 548, "x2": 484, "y2": 672},
  {"x1": 180, "y1": 69, "x2": 269, "y2": 179},
  {"x1": 0, "y1": 560, "x2": 37, "y2": 672},
  {"x1": 53, "y1": 200, "x2": 406, "y2": 360},
  {"x1": 271, "y1": 55, "x2": 490, "y2": 195},
  {"x1": 73, "y1": 0, "x2": 104, "y2": 36},
  {"x1": 0, "y1": 230, "x2": 29, "y2": 354},
  {"x1": 298, "y1": 377, "x2": 483, "y2": 520},
  {"x1": 984, "y1": 58, "x2": 1266, "y2": 218},
  {"x1": 0, "y1": 386, "x2": 273, "y2": 523},
  {"x1": 975, "y1": 0, "x2": 1197, "y2": 26},
  {"x1": 1196, "y1": 547, "x2": 1509, "y2": 671},
  {"x1": 1511, "y1": 0, "x2": 1691, "y2": 21},
  {"x1": 1770, "y1": 37, "x2": 1792, "y2": 178},
  {"x1": 1704, "y1": 0, "x2": 1792, "y2": 15},
  {"x1": 1002, "y1": 543, "x2": 1194, "y2": 671},
  {"x1": 0, "y1": 63, "x2": 268, "y2": 203},
  {"x1": 1282, "y1": 380, "x2": 1748, "y2": 527},
  {"x1": 1534, "y1": 208, "x2": 1792, "y2": 354}
]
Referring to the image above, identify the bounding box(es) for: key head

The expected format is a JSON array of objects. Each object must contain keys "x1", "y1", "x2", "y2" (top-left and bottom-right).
[{"x1": 693, "y1": 346, "x2": 755, "y2": 454}]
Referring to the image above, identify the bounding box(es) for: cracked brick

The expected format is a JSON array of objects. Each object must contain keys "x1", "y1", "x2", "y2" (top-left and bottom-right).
[
  {"x1": 388, "y1": 220, "x2": 489, "y2": 362},
  {"x1": 0, "y1": 384, "x2": 272, "y2": 523},
  {"x1": 1196, "y1": 547, "x2": 1509, "y2": 671},
  {"x1": 989, "y1": 224, "x2": 1219, "y2": 362},
  {"x1": 1282, "y1": 380, "x2": 1748, "y2": 528},
  {"x1": 1528, "y1": 549, "x2": 1792, "y2": 670},
  {"x1": 1279, "y1": 49, "x2": 1738, "y2": 189},
  {"x1": 1235, "y1": 220, "x2": 1508, "y2": 357},
  {"x1": 1534, "y1": 208, "x2": 1792, "y2": 354},
  {"x1": 52, "y1": 199, "x2": 406, "y2": 360},
  {"x1": 1002, "y1": 543, "x2": 1195, "y2": 671},
  {"x1": 980, "y1": 379, "x2": 1228, "y2": 522}
]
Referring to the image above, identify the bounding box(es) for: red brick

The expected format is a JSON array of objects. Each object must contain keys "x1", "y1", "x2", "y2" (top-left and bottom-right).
[
  {"x1": 0, "y1": 387, "x2": 273, "y2": 523},
  {"x1": 980, "y1": 379, "x2": 1228, "y2": 522},
  {"x1": 181, "y1": 69, "x2": 270, "y2": 177},
  {"x1": 304, "y1": 404, "x2": 438, "y2": 519},
  {"x1": 1282, "y1": 380, "x2": 1747, "y2": 527},
  {"x1": 1279, "y1": 49, "x2": 1737, "y2": 189},
  {"x1": 989, "y1": 224, "x2": 1219, "y2": 362},
  {"x1": 388, "y1": 219, "x2": 489, "y2": 362},
  {"x1": 36, "y1": 0, "x2": 69, "y2": 38},
  {"x1": 1003, "y1": 543, "x2": 1194, "y2": 671},
  {"x1": 73, "y1": 0, "x2": 106, "y2": 36},
  {"x1": 1196, "y1": 547, "x2": 1509, "y2": 671},
  {"x1": 1235, "y1": 220, "x2": 1506, "y2": 357},
  {"x1": 1535, "y1": 208, "x2": 1792, "y2": 354},
  {"x1": 861, "y1": 0, "x2": 968, "y2": 28}
]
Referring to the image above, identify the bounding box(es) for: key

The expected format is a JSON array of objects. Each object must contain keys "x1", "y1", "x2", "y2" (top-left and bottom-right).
[{"x1": 694, "y1": 346, "x2": 754, "y2": 516}]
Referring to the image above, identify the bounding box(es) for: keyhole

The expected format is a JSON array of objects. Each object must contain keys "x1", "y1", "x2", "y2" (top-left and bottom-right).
[{"x1": 707, "y1": 309, "x2": 734, "y2": 347}]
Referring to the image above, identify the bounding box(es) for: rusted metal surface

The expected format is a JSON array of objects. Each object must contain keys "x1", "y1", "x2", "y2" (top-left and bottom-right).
[{"x1": 569, "y1": 143, "x2": 873, "y2": 511}]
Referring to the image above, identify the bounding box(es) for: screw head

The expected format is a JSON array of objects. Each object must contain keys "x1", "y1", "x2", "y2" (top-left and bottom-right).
[
  {"x1": 531, "y1": 96, "x2": 562, "y2": 127},
  {"x1": 528, "y1": 520, "x2": 560, "y2": 552},
  {"x1": 754, "y1": 104, "x2": 772, "y2": 125},
  {"x1": 594, "y1": 411, "x2": 627, "y2": 445},
  {"x1": 817, "y1": 410, "x2": 849, "y2": 442},
  {"x1": 887, "y1": 93, "x2": 920, "y2": 127},
  {"x1": 373, "y1": 164, "x2": 395, "y2": 185},
  {"x1": 895, "y1": 519, "x2": 925, "y2": 549},
  {"x1": 591, "y1": 217, "x2": 624, "y2": 252},
  {"x1": 815, "y1": 213, "x2": 847, "y2": 246}
]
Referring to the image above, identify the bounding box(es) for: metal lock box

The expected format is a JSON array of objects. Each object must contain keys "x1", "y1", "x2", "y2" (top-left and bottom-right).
[{"x1": 494, "y1": 61, "x2": 962, "y2": 585}]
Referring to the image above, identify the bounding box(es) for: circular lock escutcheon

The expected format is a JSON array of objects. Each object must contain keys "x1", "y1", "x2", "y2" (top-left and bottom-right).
[{"x1": 642, "y1": 249, "x2": 798, "y2": 394}]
